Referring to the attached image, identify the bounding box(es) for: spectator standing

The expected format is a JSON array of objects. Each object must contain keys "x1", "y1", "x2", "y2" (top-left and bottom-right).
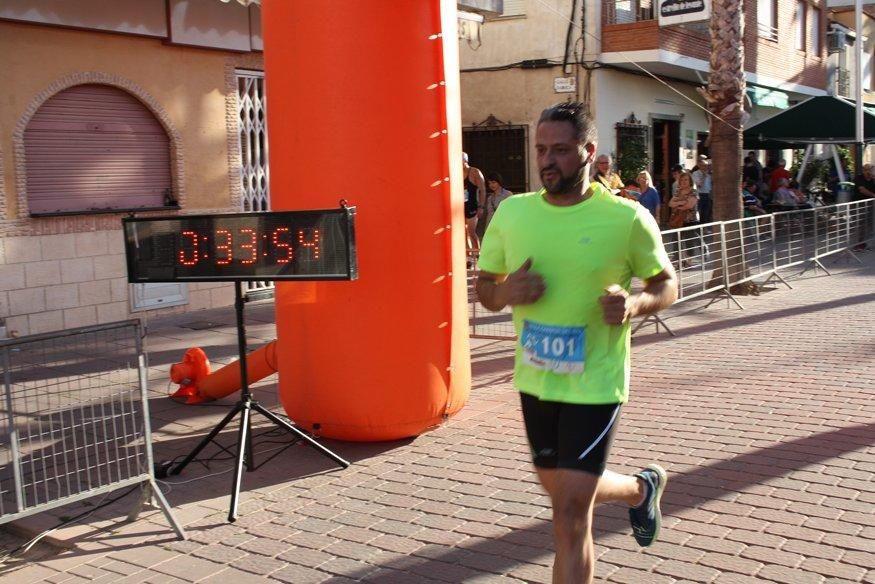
[
  {"x1": 593, "y1": 154, "x2": 624, "y2": 192},
  {"x1": 669, "y1": 171, "x2": 699, "y2": 228},
  {"x1": 669, "y1": 171, "x2": 703, "y2": 265},
  {"x1": 691, "y1": 156, "x2": 713, "y2": 224},
  {"x1": 485, "y1": 172, "x2": 513, "y2": 230},
  {"x1": 745, "y1": 151, "x2": 764, "y2": 184},
  {"x1": 462, "y1": 152, "x2": 486, "y2": 253},
  {"x1": 852, "y1": 163, "x2": 875, "y2": 251},
  {"x1": 636, "y1": 170, "x2": 661, "y2": 221},
  {"x1": 742, "y1": 156, "x2": 762, "y2": 186},
  {"x1": 670, "y1": 163, "x2": 685, "y2": 197}
]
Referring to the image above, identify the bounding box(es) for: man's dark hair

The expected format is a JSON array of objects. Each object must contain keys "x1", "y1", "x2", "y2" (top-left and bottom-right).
[
  {"x1": 486, "y1": 172, "x2": 504, "y2": 185},
  {"x1": 538, "y1": 102, "x2": 597, "y2": 145},
  {"x1": 670, "y1": 163, "x2": 685, "y2": 173}
]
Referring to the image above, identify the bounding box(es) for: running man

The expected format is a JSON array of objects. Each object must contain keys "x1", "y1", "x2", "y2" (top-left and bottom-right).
[{"x1": 475, "y1": 102, "x2": 678, "y2": 583}]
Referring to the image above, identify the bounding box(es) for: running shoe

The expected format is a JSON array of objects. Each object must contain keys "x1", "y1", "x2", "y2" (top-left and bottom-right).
[{"x1": 629, "y1": 463, "x2": 667, "y2": 547}]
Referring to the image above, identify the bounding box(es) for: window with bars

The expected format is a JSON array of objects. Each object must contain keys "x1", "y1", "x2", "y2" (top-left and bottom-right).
[{"x1": 757, "y1": 0, "x2": 778, "y2": 41}]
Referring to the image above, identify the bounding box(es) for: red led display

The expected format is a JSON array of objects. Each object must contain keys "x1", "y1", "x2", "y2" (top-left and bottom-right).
[{"x1": 123, "y1": 208, "x2": 357, "y2": 282}]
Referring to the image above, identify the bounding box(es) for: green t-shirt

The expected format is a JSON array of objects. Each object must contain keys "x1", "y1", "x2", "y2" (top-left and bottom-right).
[{"x1": 477, "y1": 183, "x2": 669, "y2": 405}]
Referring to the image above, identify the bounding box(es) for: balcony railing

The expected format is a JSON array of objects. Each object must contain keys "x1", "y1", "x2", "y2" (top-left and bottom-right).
[{"x1": 603, "y1": 0, "x2": 654, "y2": 25}]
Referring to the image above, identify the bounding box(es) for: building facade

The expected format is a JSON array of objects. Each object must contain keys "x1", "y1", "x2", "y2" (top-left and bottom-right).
[
  {"x1": 459, "y1": 0, "x2": 831, "y2": 198},
  {"x1": 0, "y1": 0, "x2": 267, "y2": 337}
]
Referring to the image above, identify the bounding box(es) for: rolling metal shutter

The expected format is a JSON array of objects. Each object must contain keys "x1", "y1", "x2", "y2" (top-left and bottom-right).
[{"x1": 24, "y1": 84, "x2": 171, "y2": 214}]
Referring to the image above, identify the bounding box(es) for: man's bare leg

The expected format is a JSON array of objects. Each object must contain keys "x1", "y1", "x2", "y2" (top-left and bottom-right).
[
  {"x1": 538, "y1": 468, "x2": 647, "y2": 583},
  {"x1": 466, "y1": 217, "x2": 480, "y2": 251}
]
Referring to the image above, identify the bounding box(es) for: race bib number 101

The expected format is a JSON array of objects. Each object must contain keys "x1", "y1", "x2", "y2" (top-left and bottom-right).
[{"x1": 520, "y1": 321, "x2": 585, "y2": 374}]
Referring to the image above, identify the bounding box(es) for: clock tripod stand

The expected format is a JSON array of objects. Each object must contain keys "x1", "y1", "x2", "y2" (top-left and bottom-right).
[{"x1": 170, "y1": 281, "x2": 350, "y2": 522}]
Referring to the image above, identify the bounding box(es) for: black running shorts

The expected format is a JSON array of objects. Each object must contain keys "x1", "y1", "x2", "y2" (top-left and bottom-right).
[{"x1": 519, "y1": 392, "x2": 622, "y2": 476}]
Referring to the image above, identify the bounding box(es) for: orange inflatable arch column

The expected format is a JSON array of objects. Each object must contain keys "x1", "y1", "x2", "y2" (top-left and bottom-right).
[{"x1": 262, "y1": 1, "x2": 470, "y2": 441}]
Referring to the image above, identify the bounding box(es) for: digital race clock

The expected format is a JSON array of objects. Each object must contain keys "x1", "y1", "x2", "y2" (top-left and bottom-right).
[{"x1": 123, "y1": 207, "x2": 357, "y2": 282}]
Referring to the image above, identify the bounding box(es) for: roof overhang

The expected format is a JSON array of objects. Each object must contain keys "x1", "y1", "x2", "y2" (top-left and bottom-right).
[{"x1": 457, "y1": 0, "x2": 503, "y2": 16}]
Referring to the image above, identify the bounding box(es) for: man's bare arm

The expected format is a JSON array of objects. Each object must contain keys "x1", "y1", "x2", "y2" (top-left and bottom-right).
[
  {"x1": 599, "y1": 266, "x2": 678, "y2": 325},
  {"x1": 472, "y1": 168, "x2": 487, "y2": 209},
  {"x1": 476, "y1": 259, "x2": 545, "y2": 312}
]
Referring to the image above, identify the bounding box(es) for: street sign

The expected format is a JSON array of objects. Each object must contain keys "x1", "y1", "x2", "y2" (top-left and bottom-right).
[{"x1": 658, "y1": 0, "x2": 710, "y2": 26}]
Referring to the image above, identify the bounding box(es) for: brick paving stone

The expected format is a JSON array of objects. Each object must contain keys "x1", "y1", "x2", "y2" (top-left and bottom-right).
[
  {"x1": 711, "y1": 574, "x2": 768, "y2": 584},
  {"x1": 269, "y1": 564, "x2": 332, "y2": 584},
  {"x1": 606, "y1": 566, "x2": 676, "y2": 583},
  {"x1": 683, "y1": 534, "x2": 747, "y2": 555},
  {"x1": 320, "y1": 540, "x2": 380, "y2": 562},
  {"x1": 191, "y1": 543, "x2": 249, "y2": 563},
  {"x1": 782, "y1": 539, "x2": 845, "y2": 561},
  {"x1": 801, "y1": 557, "x2": 869, "y2": 581},
  {"x1": 317, "y1": 556, "x2": 377, "y2": 579},
  {"x1": 3, "y1": 564, "x2": 63, "y2": 584},
  {"x1": 363, "y1": 568, "x2": 445, "y2": 584},
  {"x1": 197, "y1": 566, "x2": 271, "y2": 583},
  {"x1": 282, "y1": 531, "x2": 336, "y2": 550},
  {"x1": 598, "y1": 548, "x2": 662, "y2": 570},
  {"x1": 230, "y1": 554, "x2": 285, "y2": 576},
  {"x1": 505, "y1": 561, "x2": 553, "y2": 583},
  {"x1": 369, "y1": 534, "x2": 425, "y2": 554},
  {"x1": 822, "y1": 532, "x2": 875, "y2": 553},
  {"x1": 654, "y1": 558, "x2": 721, "y2": 582},
  {"x1": 697, "y1": 551, "x2": 764, "y2": 576},
  {"x1": 840, "y1": 549, "x2": 875, "y2": 569},
  {"x1": 756, "y1": 564, "x2": 827, "y2": 584},
  {"x1": 150, "y1": 555, "x2": 227, "y2": 582},
  {"x1": 455, "y1": 521, "x2": 513, "y2": 539},
  {"x1": 765, "y1": 522, "x2": 827, "y2": 542}
]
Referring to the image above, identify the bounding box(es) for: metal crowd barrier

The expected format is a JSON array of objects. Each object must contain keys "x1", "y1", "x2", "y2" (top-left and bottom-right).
[
  {"x1": 469, "y1": 199, "x2": 874, "y2": 340},
  {"x1": 0, "y1": 320, "x2": 184, "y2": 539}
]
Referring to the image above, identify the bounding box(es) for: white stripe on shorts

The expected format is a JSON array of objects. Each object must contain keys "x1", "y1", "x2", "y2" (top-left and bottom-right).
[{"x1": 577, "y1": 405, "x2": 620, "y2": 460}]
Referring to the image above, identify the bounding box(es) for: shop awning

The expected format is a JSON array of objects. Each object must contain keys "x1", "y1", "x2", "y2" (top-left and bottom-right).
[
  {"x1": 746, "y1": 86, "x2": 789, "y2": 109},
  {"x1": 744, "y1": 95, "x2": 875, "y2": 149}
]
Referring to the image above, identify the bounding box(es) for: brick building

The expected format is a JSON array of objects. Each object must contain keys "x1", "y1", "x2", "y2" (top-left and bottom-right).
[
  {"x1": 0, "y1": 0, "x2": 268, "y2": 338},
  {"x1": 456, "y1": 0, "x2": 869, "y2": 200}
]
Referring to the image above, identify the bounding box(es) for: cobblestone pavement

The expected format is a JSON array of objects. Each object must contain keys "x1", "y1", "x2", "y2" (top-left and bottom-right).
[{"x1": 1, "y1": 251, "x2": 873, "y2": 583}]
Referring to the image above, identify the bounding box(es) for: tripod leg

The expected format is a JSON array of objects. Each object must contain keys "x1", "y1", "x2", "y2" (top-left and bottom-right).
[
  {"x1": 253, "y1": 403, "x2": 350, "y2": 468},
  {"x1": 227, "y1": 400, "x2": 253, "y2": 523},
  {"x1": 170, "y1": 403, "x2": 243, "y2": 476}
]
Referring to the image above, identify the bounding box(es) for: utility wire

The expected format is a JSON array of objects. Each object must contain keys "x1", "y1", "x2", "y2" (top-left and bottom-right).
[{"x1": 530, "y1": 0, "x2": 742, "y2": 132}]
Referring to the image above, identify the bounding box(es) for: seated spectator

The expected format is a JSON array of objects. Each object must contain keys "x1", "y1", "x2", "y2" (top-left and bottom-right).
[
  {"x1": 853, "y1": 163, "x2": 875, "y2": 201},
  {"x1": 768, "y1": 159, "x2": 791, "y2": 193},
  {"x1": 770, "y1": 178, "x2": 811, "y2": 210},
  {"x1": 745, "y1": 179, "x2": 770, "y2": 206},
  {"x1": 635, "y1": 170, "x2": 661, "y2": 220},
  {"x1": 742, "y1": 181, "x2": 766, "y2": 217}
]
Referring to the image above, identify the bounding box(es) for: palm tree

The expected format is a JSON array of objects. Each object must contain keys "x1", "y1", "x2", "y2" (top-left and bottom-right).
[
  {"x1": 701, "y1": 0, "x2": 744, "y2": 221},
  {"x1": 699, "y1": 0, "x2": 754, "y2": 294}
]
